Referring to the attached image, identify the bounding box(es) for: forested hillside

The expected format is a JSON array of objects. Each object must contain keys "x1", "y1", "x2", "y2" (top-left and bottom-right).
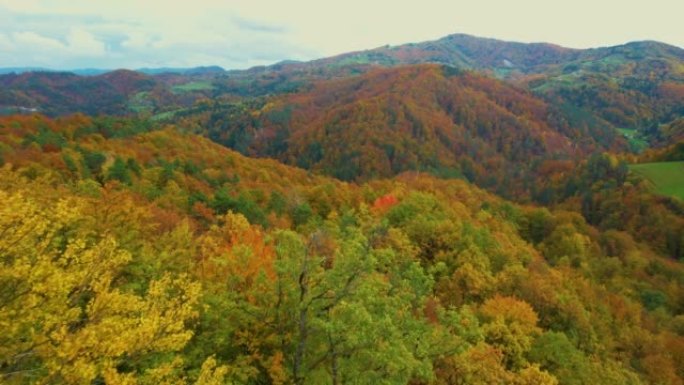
[
  {"x1": 173, "y1": 65, "x2": 627, "y2": 194},
  {"x1": 0, "y1": 70, "x2": 217, "y2": 116},
  {"x1": 1, "y1": 115, "x2": 683, "y2": 384},
  {"x1": 2, "y1": 34, "x2": 683, "y2": 151}
]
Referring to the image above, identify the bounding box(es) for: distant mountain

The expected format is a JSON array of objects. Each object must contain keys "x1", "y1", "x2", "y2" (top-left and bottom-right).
[
  {"x1": 0, "y1": 67, "x2": 54, "y2": 75},
  {"x1": 211, "y1": 35, "x2": 684, "y2": 145},
  {"x1": 70, "y1": 69, "x2": 113, "y2": 76},
  {"x1": 217, "y1": 34, "x2": 682, "y2": 85},
  {"x1": 207, "y1": 27, "x2": 676, "y2": 144},
  {"x1": 2, "y1": 34, "x2": 682, "y2": 146},
  {"x1": 314, "y1": 34, "x2": 582, "y2": 73},
  {"x1": 268, "y1": 34, "x2": 684, "y2": 80},
  {"x1": 0, "y1": 65, "x2": 225, "y2": 76},
  {"x1": 0, "y1": 70, "x2": 175, "y2": 116},
  {"x1": 522, "y1": 40, "x2": 684, "y2": 133},
  {"x1": 358, "y1": 37, "x2": 684, "y2": 134},
  {"x1": 0, "y1": 67, "x2": 224, "y2": 116},
  {"x1": 136, "y1": 66, "x2": 226, "y2": 75},
  {"x1": 0, "y1": 67, "x2": 112, "y2": 76}
]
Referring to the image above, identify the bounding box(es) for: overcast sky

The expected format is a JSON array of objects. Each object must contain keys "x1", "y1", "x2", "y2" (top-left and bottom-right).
[{"x1": 1, "y1": 0, "x2": 683, "y2": 70}]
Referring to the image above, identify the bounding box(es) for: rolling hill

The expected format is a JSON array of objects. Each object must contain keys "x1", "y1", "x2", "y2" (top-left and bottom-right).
[
  {"x1": 0, "y1": 70, "x2": 162, "y2": 115},
  {"x1": 0, "y1": 69, "x2": 221, "y2": 116},
  {"x1": 177, "y1": 64, "x2": 627, "y2": 197},
  {"x1": 2, "y1": 34, "x2": 683, "y2": 147},
  {"x1": 221, "y1": 36, "x2": 684, "y2": 148},
  {"x1": 213, "y1": 35, "x2": 684, "y2": 148}
]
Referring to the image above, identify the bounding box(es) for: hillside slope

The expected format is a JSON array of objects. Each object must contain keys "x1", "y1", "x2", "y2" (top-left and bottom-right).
[
  {"x1": 216, "y1": 35, "x2": 684, "y2": 148},
  {"x1": 0, "y1": 114, "x2": 683, "y2": 384},
  {"x1": 0, "y1": 70, "x2": 215, "y2": 116},
  {"x1": 179, "y1": 65, "x2": 626, "y2": 195},
  {"x1": 2, "y1": 34, "x2": 682, "y2": 151}
]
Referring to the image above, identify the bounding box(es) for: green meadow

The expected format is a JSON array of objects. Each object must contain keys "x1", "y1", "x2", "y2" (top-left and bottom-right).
[{"x1": 630, "y1": 161, "x2": 684, "y2": 200}]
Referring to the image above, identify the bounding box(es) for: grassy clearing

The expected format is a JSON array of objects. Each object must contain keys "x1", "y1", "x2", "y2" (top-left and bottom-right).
[
  {"x1": 630, "y1": 161, "x2": 684, "y2": 200},
  {"x1": 150, "y1": 110, "x2": 179, "y2": 121},
  {"x1": 127, "y1": 92, "x2": 154, "y2": 114},
  {"x1": 172, "y1": 81, "x2": 215, "y2": 93},
  {"x1": 618, "y1": 128, "x2": 649, "y2": 153}
]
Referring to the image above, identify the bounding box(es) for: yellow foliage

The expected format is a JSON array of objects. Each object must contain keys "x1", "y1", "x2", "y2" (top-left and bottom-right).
[
  {"x1": 194, "y1": 357, "x2": 229, "y2": 385},
  {"x1": 480, "y1": 295, "x2": 540, "y2": 331},
  {"x1": 513, "y1": 365, "x2": 558, "y2": 385},
  {"x1": 0, "y1": 179, "x2": 200, "y2": 384}
]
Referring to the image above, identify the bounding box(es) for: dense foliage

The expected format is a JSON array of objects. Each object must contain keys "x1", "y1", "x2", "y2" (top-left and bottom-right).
[
  {"x1": 1, "y1": 115, "x2": 683, "y2": 384},
  {"x1": 175, "y1": 65, "x2": 626, "y2": 195},
  {"x1": 0, "y1": 70, "x2": 218, "y2": 116}
]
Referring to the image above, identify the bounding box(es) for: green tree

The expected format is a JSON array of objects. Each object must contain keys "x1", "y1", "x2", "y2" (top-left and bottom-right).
[
  {"x1": 107, "y1": 156, "x2": 133, "y2": 184},
  {"x1": 195, "y1": 215, "x2": 472, "y2": 385},
  {"x1": 81, "y1": 149, "x2": 106, "y2": 180}
]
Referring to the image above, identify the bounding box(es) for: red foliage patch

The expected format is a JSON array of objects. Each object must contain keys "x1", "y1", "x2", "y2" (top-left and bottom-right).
[{"x1": 373, "y1": 194, "x2": 399, "y2": 211}]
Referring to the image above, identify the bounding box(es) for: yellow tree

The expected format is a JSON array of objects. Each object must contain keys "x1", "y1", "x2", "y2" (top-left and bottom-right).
[
  {"x1": 0, "y1": 173, "x2": 220, "y2": 384},
  {"x1": 479, "y1": 295, "x2": 541, "y2": 370}
]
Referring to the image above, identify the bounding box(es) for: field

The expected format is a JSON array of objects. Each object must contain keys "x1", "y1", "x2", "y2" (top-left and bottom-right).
[
  {"x1": 150, "y1": 110, "x2": 179, "y2": 121},
  {"x1": 618, "y1": 127, "x2": 649, "y2": 153},
  {"x1": 127, "y1": 91, "x2": 154, "y2": 113},
  {"x1": 171, "y1": 81, "x2": 215, "y2": 93},
  {"x1": 630, "y1": 161, "x2": 684, "y2": 200}
]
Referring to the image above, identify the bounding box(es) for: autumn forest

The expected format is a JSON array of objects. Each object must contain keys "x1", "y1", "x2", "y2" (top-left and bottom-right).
[{"x1": 1, "y1": 32, "x2": 684, "y2": 385}]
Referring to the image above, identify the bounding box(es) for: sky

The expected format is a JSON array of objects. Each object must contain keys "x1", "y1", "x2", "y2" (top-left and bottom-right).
[{"x1": 1, "y1": 0, "x2": 683, "y2": 70}]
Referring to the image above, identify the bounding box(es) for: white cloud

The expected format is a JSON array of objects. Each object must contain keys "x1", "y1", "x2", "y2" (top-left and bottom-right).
[
  {"x1": 121, "y1": 31, "x2": 151, "y2": 50},
  {"x1": 8, "y1": 29, "x2": 106, "y2": 57},
  {"x1": 67, "y1": 28, "x2": 106, "y2": 56},
  {"x1": 12, "y1": 31, "x2": 65, "y2": 51}
]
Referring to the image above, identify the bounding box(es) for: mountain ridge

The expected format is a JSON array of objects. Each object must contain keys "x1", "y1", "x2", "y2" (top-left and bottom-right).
[
  {"x1": 0, "y1": 65, "x2": 226, "y2": 76},
  {"x1": 2, "y1": 34, "x2": 682, "y2": 77},
  {"x1": 1, "y1": 32, "x2": 682, "y2": 154}
]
